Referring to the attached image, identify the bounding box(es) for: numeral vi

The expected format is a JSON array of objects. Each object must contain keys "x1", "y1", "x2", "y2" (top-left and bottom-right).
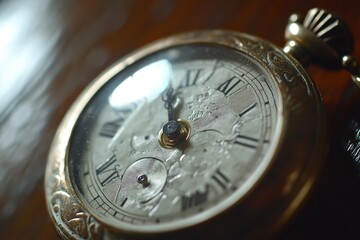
[{"x1": 178, "y1": 69, "x2": 202, "y2": 89}]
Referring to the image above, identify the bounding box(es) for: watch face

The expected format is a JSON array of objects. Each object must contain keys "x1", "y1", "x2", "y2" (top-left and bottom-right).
[{"x1": 68, "y1": 43, "x2": 281, "y2": 233}]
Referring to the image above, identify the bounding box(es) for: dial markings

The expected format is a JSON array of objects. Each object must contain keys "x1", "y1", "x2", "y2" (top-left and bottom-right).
[
  {"x1": 216, "y1": 76, "x2": 243, "y2": 96},
  {"x1": 68, "y1": 48, "x2": 279, "y2": 225},
  {"x1": 239, "y1": 102, "x2": 257, "y2": 117},
  {"x1": 99, "y1": 117, "x2": 125, "y2": 138},
  {"x1": 96, "y1": 154, "x2": 120, "y2": 186},
  {"x1": 120, "y1": 197, "x2": 128, "y2": 207},
  {"x1": 211, "y1": 169, "x2": 231, "y2": 190},
  {"x1": 181, "y1": 185, "x2": 209, "y2": 211},
  {"x1": 233, "y1": 135, "x2": 258, "y2": 149},
  {"x1": 178, "y1": 69, "x2": 202, "y2": 89},
  {"x1": 90, "y1": 195, "x2": 100, "y2": 204}
]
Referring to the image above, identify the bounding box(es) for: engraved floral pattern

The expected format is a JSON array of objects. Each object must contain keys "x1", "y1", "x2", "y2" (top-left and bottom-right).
[{"x1": 46, "y1": 158, "x2": 103, "y2": 239}]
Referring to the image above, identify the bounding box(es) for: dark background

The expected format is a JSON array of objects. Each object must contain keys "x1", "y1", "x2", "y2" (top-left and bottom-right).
[{"x1": 0, "y1": 0, "x2": 359, "y2": 239}]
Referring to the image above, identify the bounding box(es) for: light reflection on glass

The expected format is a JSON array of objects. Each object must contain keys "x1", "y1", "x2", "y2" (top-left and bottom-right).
[{"x1": 109, "y1": 59, "x2": 172, "y2": 109}]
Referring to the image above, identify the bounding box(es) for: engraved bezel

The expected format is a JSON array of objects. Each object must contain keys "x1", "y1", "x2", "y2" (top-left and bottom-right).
[{"x1": 45, "y1": 30, "x2": 326, "y2": 239}]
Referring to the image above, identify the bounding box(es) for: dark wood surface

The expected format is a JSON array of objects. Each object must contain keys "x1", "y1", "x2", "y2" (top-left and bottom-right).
[{"x1": 0, "y1": 0, "x2": 360, "y2": 239}]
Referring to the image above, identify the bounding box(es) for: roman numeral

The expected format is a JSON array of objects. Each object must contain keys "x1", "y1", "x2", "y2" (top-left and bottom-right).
[
  {"x1": 99, "y1": 117, "x2": 125, "y2": 138},
  {"x1": 217, "y1": 76, "x2": 242, "y2": 96},
  {"x1": 178, "y1": 69, "x2": 202, "y2": 89},
  {"x1": 239, "y1": 102, "x2": 257, "y2": 117},
  {"x1": 181, "y1": 185, "x2": 209, "y2": 211},
  {"x1": 233, "y1": 135, "x2": 258, "y2": 149},
  {"x1": 120, "y1": 197, "x2": 128, "y2": 207},
  {"x1": 211, "y1": 169, "x2": 231, "y2": 190},
  {"x1": 96, "y1": 154, "x2": 119, "y2": 186}
]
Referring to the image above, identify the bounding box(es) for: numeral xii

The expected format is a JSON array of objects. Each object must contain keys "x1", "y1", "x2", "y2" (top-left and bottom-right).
[{"x1": 178, "y1": 69, "x2": 202, "y2": 88}]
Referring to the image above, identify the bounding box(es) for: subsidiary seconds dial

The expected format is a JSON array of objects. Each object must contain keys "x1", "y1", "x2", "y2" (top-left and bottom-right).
[{"x1": 68, "y1": 44, "x2": 280, "y2": 233}]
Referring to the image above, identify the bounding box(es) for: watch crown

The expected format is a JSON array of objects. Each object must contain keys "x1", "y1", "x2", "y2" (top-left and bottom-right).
[{"x1": 284, "y1": 8, "x2": 354, "y2": 68}]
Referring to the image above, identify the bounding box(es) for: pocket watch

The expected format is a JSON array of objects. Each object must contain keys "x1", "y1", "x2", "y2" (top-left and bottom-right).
[{"x1": 45, "y1": 8, "x2": 358, "y2": 240}]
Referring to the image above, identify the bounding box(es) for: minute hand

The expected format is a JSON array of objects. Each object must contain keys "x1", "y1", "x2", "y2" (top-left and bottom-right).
[
  {"x1": 162, "y1": 86, "x2": 180, "y2": 139},
  {"x1": 163, "y1": 85, "x2": 177, "y2": 120}
]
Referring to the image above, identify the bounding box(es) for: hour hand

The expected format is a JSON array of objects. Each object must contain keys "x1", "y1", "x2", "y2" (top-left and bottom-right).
[
  {"x1": 162, "y1": 85, "x2": 177, "y2": 121},
  {"x1": 162, "y1": 86, "x2": 181, "y2": 138},
  {"x1": 158, "y1": 86, "x2": 191, "y2": 149}
]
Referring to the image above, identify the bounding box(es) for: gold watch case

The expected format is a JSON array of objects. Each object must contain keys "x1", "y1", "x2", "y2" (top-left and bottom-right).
[{"x1": 45, "y1": 30, "x2": 327, "y2": 239}]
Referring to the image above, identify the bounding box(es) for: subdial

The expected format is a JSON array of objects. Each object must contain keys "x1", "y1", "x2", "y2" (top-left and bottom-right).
[{"x1": 115, "y1": 157, "x2": 167, "y2": 208}]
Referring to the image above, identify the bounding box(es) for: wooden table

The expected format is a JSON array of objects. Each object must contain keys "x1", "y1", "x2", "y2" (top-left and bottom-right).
[{"x1": 0, "y1": 0, "x2": 359, "y2": 239}]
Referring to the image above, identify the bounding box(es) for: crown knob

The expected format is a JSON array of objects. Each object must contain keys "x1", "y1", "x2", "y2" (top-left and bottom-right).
[{"x1": 284, "y1": 8, "x2": 354, "y2": 69}]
